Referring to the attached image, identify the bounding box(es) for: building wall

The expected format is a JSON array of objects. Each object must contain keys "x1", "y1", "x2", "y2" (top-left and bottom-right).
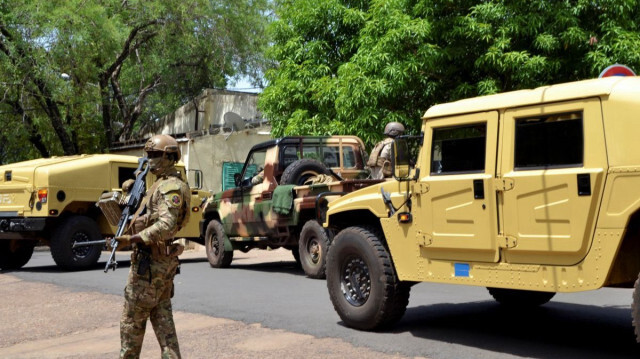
[
  {"x1": 139, "y1": 89, "x2": 262, "y2": 138},
  {"x1": 112, "y1": 89, "x2": 271, "y2": 193}
]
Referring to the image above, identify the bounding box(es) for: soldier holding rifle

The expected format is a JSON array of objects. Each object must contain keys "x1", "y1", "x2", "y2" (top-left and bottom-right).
[{"x1": 110, "y1": 134, "x2": 191, "y2": 359}]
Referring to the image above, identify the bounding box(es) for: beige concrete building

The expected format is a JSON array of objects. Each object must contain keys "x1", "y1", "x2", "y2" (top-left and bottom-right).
[{"x1": 112, "y1": 89, "x2": 271, "y2": 193}]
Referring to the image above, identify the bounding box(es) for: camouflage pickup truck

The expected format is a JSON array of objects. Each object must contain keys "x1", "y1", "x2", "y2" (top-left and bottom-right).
[
  {"x1": 200, "y1": 136, "x2": 381, "y2": 278},
  {"x1": 0, "y1": 154, "x2": 205, "y2": 270}
]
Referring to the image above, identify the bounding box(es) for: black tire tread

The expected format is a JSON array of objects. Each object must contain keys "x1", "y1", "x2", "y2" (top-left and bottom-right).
[
  {"x1": 280, "y1": 158, "x2": 330, "y2": 186},
  {"x1": 0, "y1": 240, "x2": 36, "y2": 270},
  {"x1": 298, "y1": 220, "x2": 332, "y2": 279},
  {"x1": 205, "y1": 219, "x2": 233, "y2": 268},
  {"x1": 50, "y1": 215, "x2": 102, "y2": 270},
  {"x1": 327, "y1": 225, "x2": 410, "y2": 330},
  {"x1": 632, "y1": 273, "x2": 640, "y2": 342}
]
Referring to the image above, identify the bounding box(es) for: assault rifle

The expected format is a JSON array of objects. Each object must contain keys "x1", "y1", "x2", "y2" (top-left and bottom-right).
[{"x1": 103, "y1": 158, "x2": 150, "y2": 272}]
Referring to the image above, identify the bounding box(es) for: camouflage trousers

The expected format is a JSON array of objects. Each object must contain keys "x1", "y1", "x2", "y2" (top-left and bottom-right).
[{"x1": 120, "y1": 253, "x2": 180, "y2": 359}]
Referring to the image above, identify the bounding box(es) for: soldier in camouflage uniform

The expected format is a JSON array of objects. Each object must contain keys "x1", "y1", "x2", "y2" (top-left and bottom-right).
[
  {"x1": 367, "y1": 122, "x2": 405, "y2": 179},
  {"x1": 113, "y1": 134, "x2": 191, "y2": 359}
]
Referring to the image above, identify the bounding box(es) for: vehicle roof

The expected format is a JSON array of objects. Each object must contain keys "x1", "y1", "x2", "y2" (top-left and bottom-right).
[
  {"x1": 423, "y1": 76, "x2": 638, "y2": 119},
  {"x1": 248, "y1": 135, "x2": 364, "y2": 153},
  {"x1": 0, "y1": 154, "x2": 139, "y2": 170}
]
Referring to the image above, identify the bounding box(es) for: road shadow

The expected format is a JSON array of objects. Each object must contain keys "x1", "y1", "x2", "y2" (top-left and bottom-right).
[
  {"x1": 228, "y1": 259, "x2": 306, "y2": 276},
  {"x1": 383, "y1": 300, "x2": 638, "y2": 359}
]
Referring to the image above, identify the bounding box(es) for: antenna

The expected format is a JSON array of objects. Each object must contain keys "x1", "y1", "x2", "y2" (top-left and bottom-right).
[{"x1": 223, "y1": 112, "x2": 245, "y2": 131}]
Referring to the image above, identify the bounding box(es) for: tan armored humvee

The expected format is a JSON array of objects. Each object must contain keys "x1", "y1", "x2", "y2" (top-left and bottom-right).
[
  {"x1": 323, "y1": 76, "x2": 640, "y2": 341},
  {"x1": 0, "y1": 154, "x2": 205, "y2": 270}
]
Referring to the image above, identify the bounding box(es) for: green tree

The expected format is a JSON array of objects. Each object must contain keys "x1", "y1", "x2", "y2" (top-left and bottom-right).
[
  {"x1": 260, "y1": 0, "x2": 640, "y2": 148},
  {"x1": 0, "y1": 0, "x2": 270, "y2": 163}
]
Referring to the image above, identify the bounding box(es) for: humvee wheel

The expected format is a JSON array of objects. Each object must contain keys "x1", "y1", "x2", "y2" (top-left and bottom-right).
[
  {"x1": 205, "y1": 220, "x2": 233, "y2": 268},
  {"x1": 281, "y1": 159, "x2": 330, "y2": 186},
  {"x1": 50, "y1": 215, "x2": 102, "y2": 270},
  {"x1": 0, "y1": 239, "x2": 36, "y2": 270},
  {"x1": 487, "y1": 287, "x2": 555, "y2": 307},
  {"x1": 326, "y1": 226, "x2": 410, "y2": 330},
  {"x1": 299, "y1": 220, "x2": 332, "y2": 279},
  {"x1": 633, "y1": 272, "x2": 640, "y2": 342}
]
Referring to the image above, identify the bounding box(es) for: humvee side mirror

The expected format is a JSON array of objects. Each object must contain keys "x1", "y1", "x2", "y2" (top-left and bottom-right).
[{"x1": 392, "y1": 139, "x2": 412, "y2": 180}]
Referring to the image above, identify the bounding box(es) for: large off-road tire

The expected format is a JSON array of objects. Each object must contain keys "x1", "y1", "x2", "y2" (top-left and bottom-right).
[
  {"x1": 326, "y1": 226, "x2": 411, "y2": 330},
  {"x1": 299, "y1": 220, "x2": 332, "y2": 279},
  {"x1": 205, "y1": 219, "x2": 233, "y2": 268},
  {"x1": 487, "y1": 287, "x2": 556, "y2": 307},
  {"x1": 50, "y1": 215, "x2": 102, "y2": 270},
  {"x1": 280, "y1": 158, "x2": 330, "y2": 186},
  {"x1": 632, "y1": 272, "x2": 640, "y2": 342},
  {"x1": 0, "y1": 239, "x2": 36, "y2": 270}
]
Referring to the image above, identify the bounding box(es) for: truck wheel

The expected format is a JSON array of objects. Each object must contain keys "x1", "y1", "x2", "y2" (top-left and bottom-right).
[
  {"x1": 326, "y1": 226, "x2": 411, "y2": 330},
  {"x1": 205, "y1": 220, "x2": 233, "y2": 268},
  {"x1": 0, "y1": 239, "x2": 36, "y2": 270},
  {"x1": 281, "y1": 159, "x2": 330, "y2": 186},
  {"x1": 632, "y1": 272, "x2": 640, "y2": 342},
  {"x1": 487, "y1": 287, "x2": 555, "y2": 306},
  {"x1": 50, "y1": 215, "x2": 102, "y2": 270},
  {"x1": 299, "y1": 220, "x2": 332, "y2": 279}
]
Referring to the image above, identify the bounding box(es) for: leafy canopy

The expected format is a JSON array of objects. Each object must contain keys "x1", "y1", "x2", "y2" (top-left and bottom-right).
[
  {"x1": 259, "y1": 0, "x2": 640, "y2": 148},
  {"x1": 0, "y1": 0, "x2": 270, "y2": 163}
]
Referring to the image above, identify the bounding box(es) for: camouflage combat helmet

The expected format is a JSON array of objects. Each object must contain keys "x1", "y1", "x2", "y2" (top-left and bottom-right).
[
  {"x1": 144, "y1": 134, "x2": 180, "y2": 174},
  {"x1": 383, "y1": 122, "x2": 405, "y2": 138}
]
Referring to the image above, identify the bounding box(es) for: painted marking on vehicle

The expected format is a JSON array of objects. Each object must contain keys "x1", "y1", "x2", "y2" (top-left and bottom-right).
[{"x1": 454, "y1": 263, "x2": 470, "y2": 277}]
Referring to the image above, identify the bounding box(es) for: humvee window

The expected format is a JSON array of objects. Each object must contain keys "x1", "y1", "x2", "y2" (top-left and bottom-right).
[
  {"x1": 118, "y1": 166, "x2": 136, "y2": 188},
  {"x1": 431, "y1": 123, "x2": 486, "y2": 174},
  {"x1": 515, "y1": 112, "x2": 583, "y2": 169}
]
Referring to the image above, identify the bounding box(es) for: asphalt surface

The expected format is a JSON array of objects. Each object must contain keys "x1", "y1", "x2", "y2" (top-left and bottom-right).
[{"x1": 2, "y1": 246, "x2": 640, "y2": 359}]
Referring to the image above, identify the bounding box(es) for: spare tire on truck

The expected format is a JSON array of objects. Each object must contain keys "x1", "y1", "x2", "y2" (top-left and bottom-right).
[{"x1": 281, "y1": 158, "x2": 330, "y2": 186}]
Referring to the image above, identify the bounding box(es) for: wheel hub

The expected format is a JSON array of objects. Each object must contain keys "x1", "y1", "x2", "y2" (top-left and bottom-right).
[
  {"x1": 308, "y1": 240, "x2": 320, "y2": 263},
  {"x1": 71, "y1": 232, "x2": 91, "y2": 258},
  {"x1": 341, "y1": 256, "x2": 370, "y2": 306}
]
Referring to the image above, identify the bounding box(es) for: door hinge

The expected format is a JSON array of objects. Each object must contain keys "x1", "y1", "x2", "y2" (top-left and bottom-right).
[
  {"x1": 495, "y1": 178, "x2": 514, "y2": 192},
  {"x1": 417, "y1": 230, "x2": 432, "y2": 247},
  {"x1": 497, "y1": 235, "x2": 517, "y2": 248},
  {"x1": 413, "y1": 182, "x2": 430, "y2": 195}
]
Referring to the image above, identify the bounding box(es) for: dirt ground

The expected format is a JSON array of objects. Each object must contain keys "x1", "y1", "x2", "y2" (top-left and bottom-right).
[{"x1": 0, "y1": 248, "x2": 423, "y2": 359}]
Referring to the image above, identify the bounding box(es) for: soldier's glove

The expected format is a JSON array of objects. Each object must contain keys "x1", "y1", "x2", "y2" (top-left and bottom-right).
[
  {"x1": 168, "y1": 243, "x2": 184, "y2": 257},
  {"x1": 121, "y1": 179, "x2": 135, "y2": 194}
]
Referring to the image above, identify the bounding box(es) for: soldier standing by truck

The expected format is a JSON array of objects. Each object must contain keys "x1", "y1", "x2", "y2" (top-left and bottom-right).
[
  {"x1": 111, "y1": 134, "x2": 191, "y2": 359},
  {"x1": 367, "y1": 122, "x2": 405, "y2": 179}
]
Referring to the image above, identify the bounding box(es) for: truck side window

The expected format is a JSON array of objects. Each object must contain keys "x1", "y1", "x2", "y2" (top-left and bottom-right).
[
  {"x1": 514, "y1": 112, "x2": 583, "y2": 169},
  {"x1": 118, "y1": 167, "x2": 136, "y2": 188},
  {"x1": 342, "y1": 146, "x2": 356, "y2": 168},
  {"x1": 431, "y1": 124, "x2": 486, "y2": 174},
  {"x1": 282, "y1": 146, "x2": 300, "y2": 167}
]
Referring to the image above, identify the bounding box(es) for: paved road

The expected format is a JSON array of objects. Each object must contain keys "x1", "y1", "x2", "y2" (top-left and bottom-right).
[{"x1": 4, "y1": 247, "x2": 640, "y2": 359}]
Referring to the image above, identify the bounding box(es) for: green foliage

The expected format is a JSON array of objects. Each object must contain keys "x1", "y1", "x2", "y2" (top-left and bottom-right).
[
  {"x1": 0, "y1": 0, "x2": 270, "y2": 163},
  {"x1": 260, "y1": 0, "x2": 640, "y2": 149}
]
